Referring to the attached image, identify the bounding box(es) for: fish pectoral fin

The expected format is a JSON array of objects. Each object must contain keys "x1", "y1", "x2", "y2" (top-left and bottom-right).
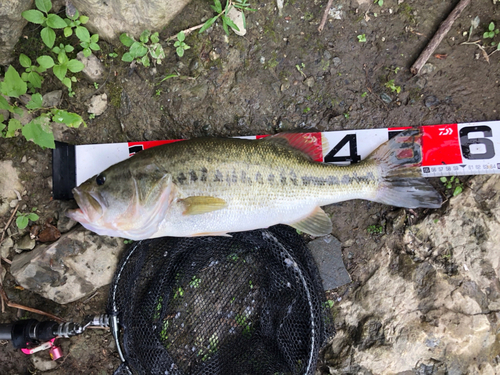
[
  {"x1": 181, "y1": 196, "x2": 227, "y2": 215},
  {"x1": 289, "y1": 207, "x2": 332, "y2": 236}
]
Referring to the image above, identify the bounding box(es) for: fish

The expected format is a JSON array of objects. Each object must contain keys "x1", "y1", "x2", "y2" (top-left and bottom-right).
[{"x1": 67, "y1": 129, "x2": 442, "y2": 240}]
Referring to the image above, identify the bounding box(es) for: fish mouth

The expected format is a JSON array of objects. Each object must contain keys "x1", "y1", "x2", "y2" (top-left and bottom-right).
[{"x1": 67, "y1": 188, "x2": 105, "y2": 223}]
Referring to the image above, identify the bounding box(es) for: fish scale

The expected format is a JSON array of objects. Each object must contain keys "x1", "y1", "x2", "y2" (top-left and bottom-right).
[{"x1": 67, "y1": 131, "x2": 442, "y2": 239}]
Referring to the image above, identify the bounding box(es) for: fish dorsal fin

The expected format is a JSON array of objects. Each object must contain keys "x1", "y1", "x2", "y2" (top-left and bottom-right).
[
  {"x1": 289, "y1": 207, "x2": 332, "y2": 236},
  {"x1": 182, "y1": 196, "x2": 227, "y2": 215},
  {"x1": 261, "y1": 133, "x2": 326, "y2": 161}
]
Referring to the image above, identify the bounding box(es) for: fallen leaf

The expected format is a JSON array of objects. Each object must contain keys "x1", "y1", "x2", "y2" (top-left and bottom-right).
[
  {"x1": 37, "y1": 223, "x2": 61, "y2": 242},
  {"x1": 434, "y1": 54, "x2": 447, "y2": 59}
]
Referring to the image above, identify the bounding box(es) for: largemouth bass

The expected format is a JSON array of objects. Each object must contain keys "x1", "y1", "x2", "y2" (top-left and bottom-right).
[{"x1": 67, "y1": 129, "x2": 442, "y2": 239}]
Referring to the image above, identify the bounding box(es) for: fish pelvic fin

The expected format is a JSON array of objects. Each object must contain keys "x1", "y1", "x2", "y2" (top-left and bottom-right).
[
  {"x1": 368, "y1": 128, "x2": 442, "y2": 209},
  {"x1": 289, "y1": 206, "x2": 333, "y2": 236},
  {"x1": 181, "y1": 196, "x2": 227, "y2": 215}
]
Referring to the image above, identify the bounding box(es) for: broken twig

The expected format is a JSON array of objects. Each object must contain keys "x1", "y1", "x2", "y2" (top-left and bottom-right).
[
  {"x1": 410, "y1": 0, "x2": 471, "y2": 75},
  {"x1": 0, "y1": 282, "x2": 64, "y2": 322},
  {"x1": 318, "y1": 0, "x2": 335, "y2": 33},
  {"x1": 0, "y1": 204, "x2": 19, "y2": 245}
]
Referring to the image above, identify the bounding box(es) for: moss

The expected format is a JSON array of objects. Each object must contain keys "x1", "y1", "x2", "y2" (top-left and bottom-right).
[
  {"x1": 108, "y1": 83, "x2": 123, "y2": 108},
  {"x1": 398, "y1": 3, "x2": 415, "y2": 24}
]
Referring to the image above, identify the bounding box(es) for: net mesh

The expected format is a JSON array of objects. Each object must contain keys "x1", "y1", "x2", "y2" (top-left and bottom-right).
[{"x1": 108, "y1": 225, "x2": 334, "y2": 375}]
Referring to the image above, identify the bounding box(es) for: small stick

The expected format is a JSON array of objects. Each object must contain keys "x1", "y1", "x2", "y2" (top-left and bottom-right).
[
  {"x1": 410, "y1": 0, "x2": 471, "y2": 75},
  {"x1": 0, "y1": 283, "x2": 64, "y2": 322},
  {"x1": 165, "y1": 23, "x2": 205, "y2": 42},
  {"x1": 0, "y1": 204, "x2": 19, "y2": 245},
  {"x1": 318, "y1": 0, "x2": 335, "y2": 33}
]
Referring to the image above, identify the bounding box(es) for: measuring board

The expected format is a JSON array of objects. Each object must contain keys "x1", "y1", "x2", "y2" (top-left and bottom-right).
[{"x1": 52, "y1": 121, "x2": 500, "y2": 200}]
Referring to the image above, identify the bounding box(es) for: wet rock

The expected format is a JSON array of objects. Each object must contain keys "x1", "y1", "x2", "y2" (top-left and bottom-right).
[
  {"x1": 11, "y1": 227, "x2": 126, "y2": 304},
  {"x1": 416, "y1": 77, "x2": 427, "y2": 89},
  {"x1": 330, "y1": 176, "x2": 500, "y2": 373},
  {"x1": 76, "y1": 52, "x2": 106, "y2": 83},
  {"x1": 15, "y1": 234, "x2": 36, "y2": 251},
  {"x1": 308, "y1": 235, "x2": 351, "y2": 290},
  {"x1": 31, "y1": 354, "x2": 58, "y2": 371},
  {"x1": 69, "y1": 0, "x2": 192, "y2": 42},
  {"x1": 42, "y1": 90, "x2": 63, "y2": 107},
  {"x1": 419, "y1": 63, "x2": 436, "y2": 75},
  {"x1": 227, "y1": 6, "x2": 246, "y2": 36},
  {"x1": 380, "y1": 92, "x2": 392, "y2": 103},
  {"x1": 332, "y1": 57, "x2": 342, "y2": 66},
  {"x1": 424, "y1": 95, "x2": 440, "y2": 108},
  {"x1": 87, "y1": 93, "x2": 108, "y2": 116},
  {"x1": 119, "y1": 90, "x2": 131, "y2": 117},
  {"x1": 0, "y1": 0, "x2": 32, "y2": 65},
  {"x1": 57, "y1": 202, "x2": 79, "y2": 234},
  {"x1": 0, "y1": 237, "x2": 14, "y2": 259},
  {"x1": 304, "y1": 76, "x2": 315, "y2": 88}
]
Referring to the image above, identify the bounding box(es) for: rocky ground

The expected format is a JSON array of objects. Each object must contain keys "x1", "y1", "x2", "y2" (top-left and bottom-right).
[{"x1": 1, "y1": 0, "x2": 500, "y2": 374}]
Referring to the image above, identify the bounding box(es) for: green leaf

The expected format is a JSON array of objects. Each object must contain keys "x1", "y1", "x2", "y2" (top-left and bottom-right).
[
  {"x1": 36, "y1": 55, "x2": 54, "y2": 70},
  {"x1": 440, "y1": 176, "x2": 447, "y2": 183},
  {"x1": 222, "y1": 15, "x2": 239, "y2": 32},
  {"x1": 141, "y1": 55, "x2": 150, "y2": 67},
  {"x1": 176, "y1": 47, "x2": 185, "y2": 57},
  {"x1": 65, "y1": 44, "x2": 75, "y2": 52},
  {"x1": 35, "y1": 0, "x2": 52, "y2": 13},
  {"x1": 62, "y1": 77, "x2": 72, "y2": 89},
  {"x1": 22, "y1": 9, "x2": 45, "y2": 24},
  {"x1": 75, "y1": 25, "x2": 90, "y2": 41},
  {"x1": 57, "y1": 50, "x2": 69, "y2": 64},
  {"x1": 26, "y1": 93, "x2": 43, "y2": 109},
  {"x1": 119, "y1": 33, "x2": 135, "y2": 47},
  {"x1": 89, "y1": 42, "x2": 100, "y2": 51},
  {"x1": 46, "y1": 13, "x2": 67, "y2": 28},
  {"x1": 140, "y1": 30, "x2": 151, "y2": 43},
  {"x1": 453, "y1": 185, "x2": 463, "y2": 196},
  {"x1": 213, "y1": 0, "x2": 222, "y2": 13},
  {"x1": 41, "y1": 26, "x2": 56, "y2": 48},
  {"x1": 6, "y1": 119, "x2": 22, "y2": 137},
  {"x1": 489, "y1": 22, "x2": 495, "y2": 31},
  {"x1": 79, "y1": 15, "x2": 89, "y2": 24},
  {"x1": 177, "y1": 31, "x2": 185, "y2": 42},
  {"x1": 199, "y1": 17, "x2": 217, "y2": 33},
  {"x1": 0, "y1": 96, "x2": 9, "y2": 111},
  {"x1": 64, "y1": 26, "x2": 73, "y2": 37},
  {"x1": 67, "y1": 59, "x2": 84, "y2": 73},
  {"x1": 53, "y1": 64, "x2": 67, "y2": 81},
  {"x1": 22, "y1": 119, "x2": 55, "y2": 148},
  {"x1": 150, "y1": 45, "x2": 164, "y2": 59},
  {"x1": 82, "y1": 47, "x2": 91, "y2": 57},
  {"x1": 28, "y1": 213, "x2": 39, "y2": 221},
  {"x1": 16, "y1": 216, "x2": 29, "y2": 230},
  {"x1": 19, "y1": 54, "x2": 32, "y2": 68},
  {"x1": 27, "y1": 71, "x2": 42, "y2": 89},
  {"x1": 51, "y1": 109, "x2": 84, "y2": 128},
  {"x1": 90, "y1": 33, "x2": 99, "y2": 43},
  {"x1": 129, "y1": 42, "x2": 148, "y2": 57},
  {"x1": 222, "y1": 17, "x2": 230, "y2": 35},
  {"x1": 122, "y1": 52, "x2": 134, "y2": 62},
  {"x1": 11, "y1": 107, "x2": 23, "y2": 116},
  {"x1": 1, "y1": 66, "x2": 27, "y2": 97},
  {"x1": 151, "y1": 32, "x2": 159, "y2": 43}
]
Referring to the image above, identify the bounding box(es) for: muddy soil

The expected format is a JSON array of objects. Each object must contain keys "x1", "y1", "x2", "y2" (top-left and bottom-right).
[{"x1": 1, "y1": 0, "x2": 499, "y2": 374}]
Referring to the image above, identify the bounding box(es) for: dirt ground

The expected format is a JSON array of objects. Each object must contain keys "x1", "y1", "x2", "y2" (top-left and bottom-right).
[{"x1": 0, "y1": 0, "x2": 499, "y2": 374}]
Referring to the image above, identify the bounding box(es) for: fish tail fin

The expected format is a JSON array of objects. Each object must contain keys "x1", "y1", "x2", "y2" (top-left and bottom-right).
[{"x1": 368, "y1": 128, "x2": 442, "y2": 209}]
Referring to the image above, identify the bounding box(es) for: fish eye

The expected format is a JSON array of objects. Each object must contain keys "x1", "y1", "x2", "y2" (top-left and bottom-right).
[{"x1": 96, "y1": 175, "x2": 106, "y2": 186}]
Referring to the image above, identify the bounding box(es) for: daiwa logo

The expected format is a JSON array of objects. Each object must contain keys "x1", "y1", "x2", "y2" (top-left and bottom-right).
[{"x1": 438, "y1": 127, "x2": 453, "y2": 136}]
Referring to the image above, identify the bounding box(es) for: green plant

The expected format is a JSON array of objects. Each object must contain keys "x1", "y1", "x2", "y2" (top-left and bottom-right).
[
  {"x1": 22, "y1": 0, "x2": 67, "y2": 49},
  {"x1": 361, "y1": 91, "x2": 368, "y2": 98},
  {"x1": 120, "y1": 30, "x2": 165, "y2": 67},
  {"x1": 374, "y1": 0, "x2": 383, "y2": 6},
  {"x1": 367, "y1": 224, "x2": 383, "y2": 235},
  {"x1": 324, "y1": 300, "x2": 334, "y2": 308},
  {"x1": 16, "y1": 207, "x2": 39, "y2": 230},
  {"x1": 174, "y1": 31, "x2": 190, "y2": 57},
  {"x1": 199, "y1": 0, "x2": 256, "y2": 35},
  {"x1": 440, "y1": 176, "x2": 463, "y2": 196},
  {"x1": 189, "y1": 276, "x2": 201, "y2": 288},
  {"x1": 384, "y1": 79, "x2": 401, "y2": 94},
  {"x1": 295, "y1": 63, "x2": 306, "y2": 78},
  {"x1": 483, "y1": 22, "x2": 499, "y2": 40},
  {"x1": 0, "y1": 66, "x2": 85, "y2": 148},
  {"x1": 357, "y1": 34, "x2": 366, "y2": 42}
]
